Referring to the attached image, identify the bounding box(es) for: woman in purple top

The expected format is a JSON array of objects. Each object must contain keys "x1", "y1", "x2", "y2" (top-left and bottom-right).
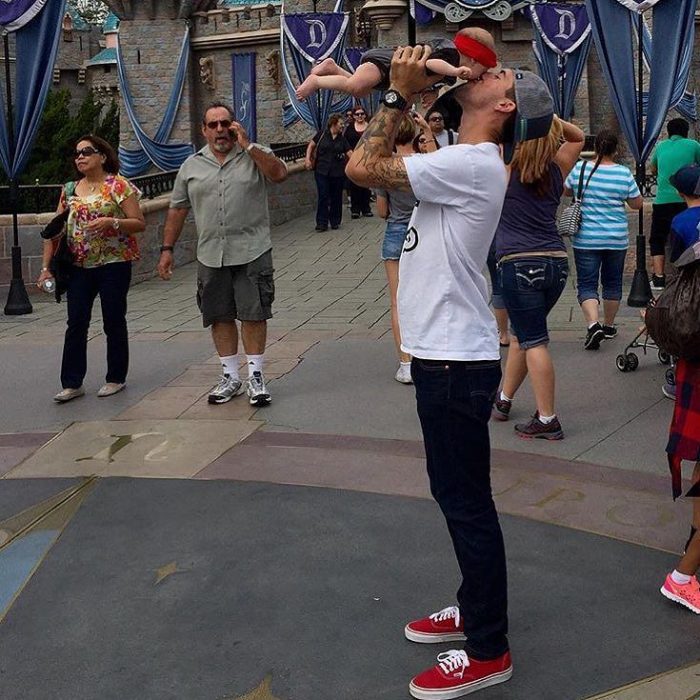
[{"x1": 491, "y1": 117, "x2": 584, "y2": 440}]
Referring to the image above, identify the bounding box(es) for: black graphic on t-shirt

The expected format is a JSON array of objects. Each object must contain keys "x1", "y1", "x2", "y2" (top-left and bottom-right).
[{"x1": 403, "y1": 226, "x2": 418, "y2": 252}]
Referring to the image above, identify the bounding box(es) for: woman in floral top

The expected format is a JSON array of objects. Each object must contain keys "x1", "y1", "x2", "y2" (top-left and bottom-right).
[{"x1": 37, "y1": 135, "x2": 145, "y2": 402}]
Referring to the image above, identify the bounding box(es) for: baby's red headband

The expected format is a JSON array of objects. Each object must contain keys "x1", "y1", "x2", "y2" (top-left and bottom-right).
[{"x1": 454, "y1": 34, "x2": 498, "y2": 69}]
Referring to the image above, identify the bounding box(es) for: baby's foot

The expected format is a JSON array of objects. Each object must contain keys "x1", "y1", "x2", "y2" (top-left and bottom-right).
[
  {"x1": 311, "y1": 58, "x2": 340, "y2": 76},
  {"x1": 296, "y1": 75, "x2": 320, "y2": 99}
]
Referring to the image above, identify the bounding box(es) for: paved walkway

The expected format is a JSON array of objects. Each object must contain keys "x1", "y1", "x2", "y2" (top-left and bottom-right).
[{"x1": 0, "y1": 211, "x2": 698, "y2": 700}]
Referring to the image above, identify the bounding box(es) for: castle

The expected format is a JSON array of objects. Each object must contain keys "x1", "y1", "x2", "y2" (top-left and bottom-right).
[{"x1": 54, "y1": 0, "x2": 699, "y2": 172}]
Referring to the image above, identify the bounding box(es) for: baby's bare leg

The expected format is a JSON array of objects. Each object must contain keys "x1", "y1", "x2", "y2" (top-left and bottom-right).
[
  {"x1": 296, "y1": 62, "x2": 381, "y2": 100},
  {"x1": 311, "y1": 58, "x2": 352, "y2": 78}
]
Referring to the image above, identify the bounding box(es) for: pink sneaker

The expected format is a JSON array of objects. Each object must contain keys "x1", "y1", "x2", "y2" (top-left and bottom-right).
[
  {"x1": 405, "y1": 605, "x2": 466, "y2": 644},
  {"x1": 409, "y1": 649, "x2": 512, "y2": 699},
  {"x1": 660, "y1": 573, "x2": 700, "y2": 614}
]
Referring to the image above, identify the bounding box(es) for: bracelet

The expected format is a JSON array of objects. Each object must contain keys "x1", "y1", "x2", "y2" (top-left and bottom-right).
[
  {"x1": 41, "y1": 267, "x2": 49, "y2": 272},
  {"x1": 246, "y1": 143, "x2": 255, "y2": 153},
  {"x1": 160, "y1": 245, "x2": 174, "y2": 253}
]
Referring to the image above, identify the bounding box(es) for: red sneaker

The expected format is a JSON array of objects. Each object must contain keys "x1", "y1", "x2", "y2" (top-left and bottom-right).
[
  {"x1": 409, "y1": 649, "x2": 512, "y2": 699},
  {"x1": 404, "y1": 606, "x2": 466, "y2": 644}
]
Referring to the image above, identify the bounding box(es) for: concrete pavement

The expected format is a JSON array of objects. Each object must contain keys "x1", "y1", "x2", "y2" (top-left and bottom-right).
[{"x1": 0, "y1": 210, "x2": 697, "y2": 700}]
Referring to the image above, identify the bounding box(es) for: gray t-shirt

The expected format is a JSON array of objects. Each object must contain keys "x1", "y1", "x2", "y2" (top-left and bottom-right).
[
  {"x1": 376, "y1": 187, "x2": 417, "y2": 224},
  {"x1": 170, "y1": 144, "x2": 278, "y2": 267}
]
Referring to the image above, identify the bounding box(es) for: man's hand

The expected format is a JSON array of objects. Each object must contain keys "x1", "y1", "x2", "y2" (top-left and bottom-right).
[
  {"x1": 229, "y1": 121, "x2": 250, "y2": 150},
  {"x1": 389, "y1": 45, "x2": 435, "y2": 100},
  {"x1": 157, "y1": 251, "x2": 173, "y2": 280}
]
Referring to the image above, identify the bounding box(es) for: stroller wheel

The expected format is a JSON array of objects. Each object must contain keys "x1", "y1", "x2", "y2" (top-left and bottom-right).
[
  {"x1": 665, "y1": 368, "x2": 676, "y2": 385},
  {"x1": 658, "y1": 349, "x2": 671, "y2": 365},
  {"x1": 616, "y1": 354, "x2": 629, "y2": 372},
  {"x1": 626, "y1": 353, "x2": 639, "y2": 371}
]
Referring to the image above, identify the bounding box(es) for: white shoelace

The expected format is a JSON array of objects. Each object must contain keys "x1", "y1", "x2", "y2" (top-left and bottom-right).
[
  {"x1": 429, "y1": 605, "x2": 461, "y2": 630},
  {"x1": 437, "y1": 650, "x2": 470, "y2": 678}
]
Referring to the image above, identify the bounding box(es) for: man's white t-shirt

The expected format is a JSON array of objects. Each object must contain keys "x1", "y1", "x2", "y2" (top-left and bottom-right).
[{"x1": 399, "y1": 143, "x2": 507, "y2": 361}]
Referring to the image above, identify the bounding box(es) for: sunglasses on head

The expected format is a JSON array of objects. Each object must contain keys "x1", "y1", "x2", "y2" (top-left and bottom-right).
[
  {"x1": 206, "y1": 119, "x2": 232, "y2": 129},
  {"x1": 74, "y1": 147, "x2": 100, "y2": 158}
]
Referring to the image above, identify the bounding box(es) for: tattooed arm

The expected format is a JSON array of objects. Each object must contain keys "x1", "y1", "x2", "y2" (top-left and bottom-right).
[
  {"x1": 346, "y1": 45, "x2": 437, "y2": 192},
  {"x1": 346, "y1": 105, "x2": 412, "y2": 191}
]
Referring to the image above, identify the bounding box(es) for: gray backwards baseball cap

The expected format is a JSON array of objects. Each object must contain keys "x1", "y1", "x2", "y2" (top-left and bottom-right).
[{"x1": 433, "y1": 70, "x2": 554, "y2": 164}]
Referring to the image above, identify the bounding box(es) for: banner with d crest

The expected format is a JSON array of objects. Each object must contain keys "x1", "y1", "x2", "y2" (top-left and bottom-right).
[
  {"x1": 281, "y1": 3, "x2": 352, "y2": 131},
  {"x1": 232, "y1": 52, "x2": 257, "y2": 142},
  {"x1": 527, "y1": 3, "x2": 592, "y2": 120}
]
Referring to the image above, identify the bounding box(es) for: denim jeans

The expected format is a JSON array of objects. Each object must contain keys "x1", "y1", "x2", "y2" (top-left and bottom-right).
[
  {"x1": 486, "y1": 243, "x2": 504, "y2": 309},
  {"x1": 499, "y1": 256, "x2": 568, "y2": 350},
  {"x1": 61, "y1": 261, "x2": 132, "y2": 389},
  {"x1": 573, "y1": 248, "x2": 627, "y2": 304},
  {"x1": 412, "y1": 358, "x2": 508, "y2": 660},
  {"x1": 315, "y1": 173, "x2": 345, "y2": 228}
]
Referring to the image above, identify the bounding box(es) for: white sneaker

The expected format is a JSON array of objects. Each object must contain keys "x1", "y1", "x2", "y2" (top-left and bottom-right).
[
  {"x1": 208, "y1": 374, "x2": 244, "y2": 404},
  {"x1": 97, "y1": 382, "x2": 126, "y2": 397},
  {"x1": 246, "y1": 371, "x2": 271, "y2": 406},
  {"x1": 53, "y1": 386, "x2": 85, "y2": 403},
  {"x1": 395, "y1": 364, "x2": 413, "y2": 384}
]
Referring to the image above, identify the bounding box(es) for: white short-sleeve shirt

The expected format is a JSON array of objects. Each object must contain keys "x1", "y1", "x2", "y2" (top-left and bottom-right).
[{"x1": 399, "y1": 143, "x2": 507, "y2": 361}]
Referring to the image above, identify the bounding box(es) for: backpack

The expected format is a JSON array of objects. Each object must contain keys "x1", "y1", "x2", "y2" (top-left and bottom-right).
[{"x1": 646, "y1": 241, "x2": 700, "y2": 361}]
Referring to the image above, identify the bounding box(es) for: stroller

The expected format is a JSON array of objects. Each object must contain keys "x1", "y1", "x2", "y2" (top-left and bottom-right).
[{"x1": 614, "y1": 304, "x2": 675, "y2": 387}]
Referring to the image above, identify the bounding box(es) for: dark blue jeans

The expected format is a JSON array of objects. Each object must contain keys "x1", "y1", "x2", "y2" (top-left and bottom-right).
[
  {"x1": 315, "y1": 173, "x2": 345, "y2": 228},
  {"x1": 499, "y1": 256, "x2": 568, "y2": 350},
  {"x1": 412, "y1": 358, "x2": 508, "y2": 660},
  {"x1": 61, "y1": 261, "x2": 132, "y2": 389}
]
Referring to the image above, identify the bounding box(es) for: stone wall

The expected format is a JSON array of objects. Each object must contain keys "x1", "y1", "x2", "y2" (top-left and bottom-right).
[{"x1": 0, "y1": 163, "x2": 314, "y2": 293}]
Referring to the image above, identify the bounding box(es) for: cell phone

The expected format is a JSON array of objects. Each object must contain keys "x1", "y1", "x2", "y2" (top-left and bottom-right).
[{"x1": 228, "y1": 125, "x2": 238, "y2": 140}]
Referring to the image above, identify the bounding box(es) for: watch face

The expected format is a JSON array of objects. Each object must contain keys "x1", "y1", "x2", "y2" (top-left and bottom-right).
[{"x1": 385, "y1": 92, "x2": 397, "y2": 104}]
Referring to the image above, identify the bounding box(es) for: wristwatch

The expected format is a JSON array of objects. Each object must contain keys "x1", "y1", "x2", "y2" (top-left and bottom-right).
[
  {"x1": 382, "y1": 89, "x2": 409, "y2": 112},
  {"x1": 160, "y1": 245, "x2": 174, "y2": 253}
]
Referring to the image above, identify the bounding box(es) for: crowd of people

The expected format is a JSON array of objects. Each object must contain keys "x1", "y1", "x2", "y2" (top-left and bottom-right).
[{"x1": 34, "y1": 34, "x2": 700, "y2": 700}]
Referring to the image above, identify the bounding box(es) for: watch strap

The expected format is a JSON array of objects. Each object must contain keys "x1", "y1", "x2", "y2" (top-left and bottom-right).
[{"x1": 160, "y1": 245, "x2": 174, "y2": 253}]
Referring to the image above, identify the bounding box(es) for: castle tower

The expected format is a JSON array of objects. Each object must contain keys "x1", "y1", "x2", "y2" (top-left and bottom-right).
[{"x1": 103, "y1": 1, "x2": 218, "y2": 163}]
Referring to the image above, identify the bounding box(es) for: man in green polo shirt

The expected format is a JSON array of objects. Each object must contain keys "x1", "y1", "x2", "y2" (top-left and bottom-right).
[
  {"x1": 649, "y1": 118, "x2": 700, "y2": 289},
  {"x1": 157, "y1": 102, "x2": 288, "y2": 406}
]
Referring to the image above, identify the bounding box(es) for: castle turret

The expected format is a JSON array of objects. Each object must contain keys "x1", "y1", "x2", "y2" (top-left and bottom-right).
[{"x1": 103, "y1": 1, "x2": 218, "y2": 165}]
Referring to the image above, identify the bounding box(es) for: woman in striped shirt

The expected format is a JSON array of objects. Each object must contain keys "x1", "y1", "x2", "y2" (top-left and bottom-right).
[{"x1": 564, "y1": 130, "x2": 643, "y2": 350}]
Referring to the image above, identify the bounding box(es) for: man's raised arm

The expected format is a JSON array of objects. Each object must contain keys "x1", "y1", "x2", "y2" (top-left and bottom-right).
[{"x1": 346, "y1": 45, "x2": 435, "y2": 192}]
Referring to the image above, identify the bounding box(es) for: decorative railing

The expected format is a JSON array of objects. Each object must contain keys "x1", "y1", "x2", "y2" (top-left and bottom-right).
[{"x1": 0, "y1": 143, "x2": 307, "y2": 215}]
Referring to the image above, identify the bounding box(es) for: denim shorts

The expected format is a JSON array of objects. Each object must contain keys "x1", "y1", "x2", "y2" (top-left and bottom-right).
[
  {"x1": 382, "y1": 221, "x2": 409, "y2": 261},
  {"x1": 573, "y1": 248, "x2": 626, "y2": 303},
  {"x1": 498, "y1": 256, "x2": 569, "y2": 350}
]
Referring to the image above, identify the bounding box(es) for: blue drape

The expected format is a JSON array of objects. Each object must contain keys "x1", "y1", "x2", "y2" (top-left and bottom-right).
[
  {"x1": 584, "y1": 0, "x2": 696, "y2": 163},
  {"x1": 532, "y1": 30, "x2": 591, "y2": 121},
  {"x1": 117, "y1": 26, "x2": 194, "y2": 177},
  {"x1": 638, "y1": 19, "x2": 696, "y2": 122},
  {"x1": 0, "y1": 0, "x2": 67, "y2": 178},
  {"x1": 280, "y1": 5, "x2": 352, "y2": 131}
]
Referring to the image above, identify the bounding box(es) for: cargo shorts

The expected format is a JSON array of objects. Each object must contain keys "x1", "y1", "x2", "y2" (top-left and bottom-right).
[{"x1": 196, "y1": 249, "x2": 274, "y2": 327}]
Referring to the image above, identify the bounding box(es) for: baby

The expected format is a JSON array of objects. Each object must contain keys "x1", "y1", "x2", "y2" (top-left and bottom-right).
[{"x1": 295, "y1": 27, "x2": 497, "y2": 100}]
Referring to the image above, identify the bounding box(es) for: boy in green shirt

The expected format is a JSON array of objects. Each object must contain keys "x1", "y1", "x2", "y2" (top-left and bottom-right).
[{"x1": 649, "y1": 118, "x2": 700, "y2": 289}]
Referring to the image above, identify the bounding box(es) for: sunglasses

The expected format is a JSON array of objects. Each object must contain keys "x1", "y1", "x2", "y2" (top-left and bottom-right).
[
  {"x1": 354, "y1": 112, "x2": 366, "y2": 116},
  {"x1": 429, "y1": 116, "x2": 444, "y2": 122},
  {"x1": 206, "y1": 119, "x2": 232, "y2": 129},
  {"x1": 74, "y1": 147, "x2": 100, "y2": 158}
]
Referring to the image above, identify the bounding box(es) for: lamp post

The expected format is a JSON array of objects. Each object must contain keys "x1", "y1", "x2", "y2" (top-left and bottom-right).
[
  {"x1": 407, "y1": 2, "x2": 416, "y2": 45},
  {"x1": 627, "y1": 10, "x2": 652, "y2": 307},
  {"x1": 2, "y1": 29, "x2": 32, "y2": 316}
]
